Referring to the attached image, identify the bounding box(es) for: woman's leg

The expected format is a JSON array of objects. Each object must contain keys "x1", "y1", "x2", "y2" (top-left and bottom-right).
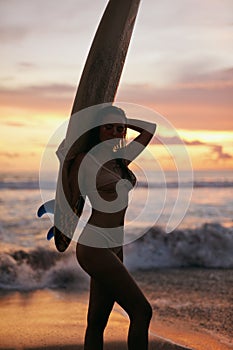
[
  {"x1": 84, "y1": 278, "x2": 115, "y2": 350},
  {"x1": 83, "y1": 247, "x2": 123, "y2": 350},
  {"x1": 77, "y1": 244, "x2": 152, "y2": 350}
]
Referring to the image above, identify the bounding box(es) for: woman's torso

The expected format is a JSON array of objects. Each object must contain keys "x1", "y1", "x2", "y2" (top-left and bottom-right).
[{"x1": 82, "y1": 154, "x2": 135, "y2": 228}]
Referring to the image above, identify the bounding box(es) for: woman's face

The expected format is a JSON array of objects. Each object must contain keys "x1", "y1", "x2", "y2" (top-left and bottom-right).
[{"x1": 99, "y1": 113, "x2": 126, "y2": 143}]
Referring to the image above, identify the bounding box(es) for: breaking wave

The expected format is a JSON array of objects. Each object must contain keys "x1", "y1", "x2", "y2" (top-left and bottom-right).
[{"x1": 0, "y1": 223, "x2": 232, "y2": 292}]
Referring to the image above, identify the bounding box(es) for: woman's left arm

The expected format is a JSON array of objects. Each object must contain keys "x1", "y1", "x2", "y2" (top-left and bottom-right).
[
  {"x1": 127, "y1": 118, "x2": 157, "y2": 147},
  {"x1": 124, "y1": 118, "x2": 157, "y2": 163}
]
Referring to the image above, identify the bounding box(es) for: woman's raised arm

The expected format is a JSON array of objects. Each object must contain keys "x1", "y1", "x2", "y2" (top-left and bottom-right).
[{"x1": 123, "y1": 118, "x2": 157, "y2": 163}]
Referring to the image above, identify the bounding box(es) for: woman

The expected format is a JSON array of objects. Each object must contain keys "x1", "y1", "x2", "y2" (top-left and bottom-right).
[{"x1": 68, "y1": 105, "x2": 156, "y2": 350}]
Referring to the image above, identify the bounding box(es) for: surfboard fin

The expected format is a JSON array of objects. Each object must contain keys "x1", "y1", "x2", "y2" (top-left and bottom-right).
[
  {"x1": 47, "y1": 226, "x2": 55, "y2": 240},
  {"x1": 37, "y1": 199, "x2": 55, "y2": 217}
]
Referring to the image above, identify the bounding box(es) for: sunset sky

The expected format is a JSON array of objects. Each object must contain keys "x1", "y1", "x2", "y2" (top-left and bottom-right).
[{"x1": 0, "y1": 0, "x2": 232, "y2": 173}]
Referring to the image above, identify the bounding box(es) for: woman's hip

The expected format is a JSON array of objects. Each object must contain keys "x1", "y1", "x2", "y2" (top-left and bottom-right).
[{"x1": 78, "y1": 222, "x2": 124, "y2": 249}]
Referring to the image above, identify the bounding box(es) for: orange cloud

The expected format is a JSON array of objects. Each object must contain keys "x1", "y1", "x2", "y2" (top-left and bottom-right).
[
  {"x1": 0, "y1": 84, "x2": 74, "y2": 115},
  {"x1": 211, "y1": 145, "x2": 232, "y2": 160},
  {"x1": 117, "y1": 68, "x2": 233, "y2": 131},
  {"x1": 0, "y1": 152, "x2": 20, "y2": 158},
  {"x1": 0, "y1": 67, "x2": 232, "y2": 172},
  {"x1": 0, "y1": 67, "x2": 232, "y2": 132}
]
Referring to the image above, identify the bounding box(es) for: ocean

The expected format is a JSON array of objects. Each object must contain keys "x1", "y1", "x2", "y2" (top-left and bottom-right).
[
  {"x1": 0, "y1": 169, "x2": 232, "y2": 348},
  {"x1": 0, "y1": 169, "x2": 233, "y2": 289}
]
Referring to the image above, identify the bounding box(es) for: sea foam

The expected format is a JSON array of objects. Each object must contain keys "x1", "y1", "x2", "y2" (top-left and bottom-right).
[{"x1": 0, "y1": 223, "x2": 232, "y2": 291}]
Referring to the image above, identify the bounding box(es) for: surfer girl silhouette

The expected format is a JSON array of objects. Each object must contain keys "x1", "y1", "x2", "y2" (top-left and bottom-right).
[{"x1": 67, "y1": 105, "x2": 156, "y2": 350}]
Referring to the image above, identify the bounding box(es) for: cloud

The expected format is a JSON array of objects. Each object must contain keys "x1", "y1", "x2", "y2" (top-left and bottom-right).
[
  {"x1": 150, "y1": 135, "x2": 183, "y2": 145},
  {"x1": 212, "y1": 145, "x2": 233, "y2": 160},
  {"x1": 118, "y1": 67, "x2": 233, "y2": 130},
  {"x1": 183, "y1": 139, "x2": 233, "y2": 161},
  {"x1": 0, "y1": 67, "x2": 232, "y2": 131},
  {"x1": 0, "y1": 83, "x2": 75, "y2": 114},
  {"x1": 138, "y1": 0, "x2": 233, "y2": 28},
  {"x1": 120, "y1": 67, "x2": 233, "y2": 105},
  {"x1": 150, "y1": 134, "x2": 233, "y2": 162},
  {"x1": 0, "y1": 152, "x2": 20, "y2": 158},
  {"x1": 18, "y1": 62, "x2": 38, "y2": 70},
  {"x1": 2, "y1": 121, "x2": 26, "y2": 127},
  {"x1": 184, "y1": 140, "x2": 206, "y2": 146},
  {"x1": 178, "y1": 67, "x2": 233, "y2": 90},
  {"x1": 0, "y1": 26, "x2": 29, "y2": 42},
  {"x1": 0, "y1": 0, "x2": 107, "y2": 44}
]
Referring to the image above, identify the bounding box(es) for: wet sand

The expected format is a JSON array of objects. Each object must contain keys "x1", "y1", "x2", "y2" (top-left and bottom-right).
[
  {"x1": 0, "y1": 287, "x2": 232, "y2": 350},
  {"x1": 133, "y1": 268, "x2": 233, "y2": 350}
]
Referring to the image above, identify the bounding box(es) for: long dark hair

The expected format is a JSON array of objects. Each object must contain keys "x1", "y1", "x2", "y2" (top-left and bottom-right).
[{"x1": 86, "y1": 106, "x2": 136, "y2": 185}]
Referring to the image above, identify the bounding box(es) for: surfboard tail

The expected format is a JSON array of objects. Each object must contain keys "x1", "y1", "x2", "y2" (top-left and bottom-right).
[{"x1": 46, "y1": 226, "x2": 71, "y2": 252}]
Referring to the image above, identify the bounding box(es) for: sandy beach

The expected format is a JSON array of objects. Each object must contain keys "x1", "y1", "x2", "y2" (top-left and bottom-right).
[
  {"x1": 0, "y1": 268, "x2": 232, "y2": 350},
  {"x1": 0, "y1": 289, "x2": 189, "y2": 350},
  {"x1": 136, "y1": 268, "x2": 233, "y2": 350}
]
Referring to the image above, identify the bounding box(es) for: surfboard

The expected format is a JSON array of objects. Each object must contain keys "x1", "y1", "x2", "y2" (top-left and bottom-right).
[
  {"x1": 37, "y1": 0, "x2": 141, "y2": 251},
  {"x1": 37, "y1": 0, "x2": 140, "y2": 251}
]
